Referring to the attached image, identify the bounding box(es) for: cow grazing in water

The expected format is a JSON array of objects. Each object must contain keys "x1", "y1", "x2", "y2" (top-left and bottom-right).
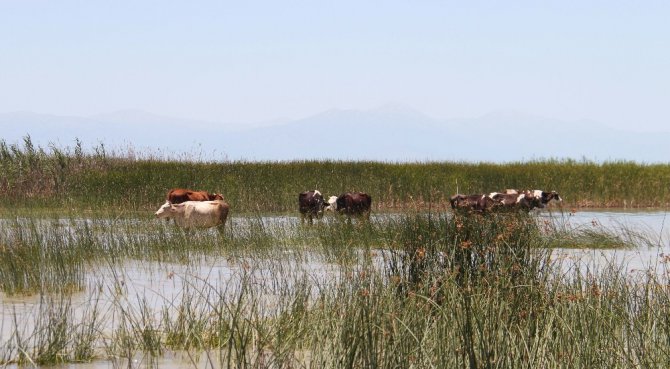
[
  {"x1": 298, "y1": 190, "x2": 326, "y2": 224},
  {"x1": 489, "y1": 192, "x2": 523, "y2": 207},
  {"x1": 490, "y1": 191, "x2": 537, "y2": 211},
  {"x1": 490, "y1": 189, "x2": 562, "y2": 211},
  {"x1": 450, "y1": 194, "x2": 495, "y2": 213},
  {"x1": 167, "y1": 188, "x2": 223, "y2": 204},
  {"x1": 155, "y1": 200, "x2": 230, "y2": 230},
  {"x1": 326, "y1": 192, "x2": 372, "y2": 220},
  {"x1": 530, "y1": 190, "x2": 562, "y2": 208}
]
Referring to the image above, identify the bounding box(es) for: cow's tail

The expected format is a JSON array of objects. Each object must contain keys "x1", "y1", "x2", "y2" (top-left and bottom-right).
[
  {"x1": 219, "y1": 203, "x2": 230, "y2": 228},
  {"x1": 449, "y1": 195, "x2": 459, "y2": 209}
]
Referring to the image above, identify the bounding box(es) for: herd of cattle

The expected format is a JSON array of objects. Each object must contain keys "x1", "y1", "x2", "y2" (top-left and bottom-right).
[
  {"x1": 450, "y1": 189, "x2": 562, "y2": 213},
  {"x1": 154, "y1": 187, "x2": 561, "y2": 230}
]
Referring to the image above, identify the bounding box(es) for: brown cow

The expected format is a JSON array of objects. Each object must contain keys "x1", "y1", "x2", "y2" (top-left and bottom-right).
[
  {"x1": 325, "y1": 192, "x2": 372, "y2": 220},
  {"x1": 167, "y1": 188, "x2": 223, "y2": 204}
]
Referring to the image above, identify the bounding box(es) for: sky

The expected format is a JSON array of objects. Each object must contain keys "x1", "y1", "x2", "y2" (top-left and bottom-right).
[{"x1": 1, "y1": 1, "x2": 669, "y2": 131}]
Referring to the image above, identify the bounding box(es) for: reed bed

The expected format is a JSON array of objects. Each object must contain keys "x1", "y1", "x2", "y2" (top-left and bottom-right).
[
  {"x1": 3, "y1": 136, "x2": 670, "y2": 212},
  {"x1": 2, "y1": 137, "x2": 670, "y2": 367},
  {"x1": 1, "y1": 210, "x2": 669, "y2": 367}
]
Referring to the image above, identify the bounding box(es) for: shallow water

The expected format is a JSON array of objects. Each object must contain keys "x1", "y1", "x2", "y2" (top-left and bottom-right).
[
  {"x1": 538, "y1": 209, "x2": 670, "y2": 277},
  {"x1": 2, "y1": 209, "x2": 670, "y2": 366}
]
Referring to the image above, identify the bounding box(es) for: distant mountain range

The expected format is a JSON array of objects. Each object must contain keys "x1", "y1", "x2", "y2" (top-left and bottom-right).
[{"x1": 1, "y1": 105, "x2": 669, "y2": 163}]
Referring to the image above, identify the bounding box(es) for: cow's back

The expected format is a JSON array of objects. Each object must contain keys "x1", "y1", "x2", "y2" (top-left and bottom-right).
[
  {"x1": 178, "y1": 200, "x2": 229, "y2": 228},
  {"x1": 167, "y1": 188, "x2": 189, "y2": 204},
  {"x1": 167, "y1": 188, "x2": 212, "y2": 204},
  {"x1": 451, "y1": 194, "x2": 493, "y2": 213},
  {"x1": 337, "y1": 192, "x2": 372, "y2": 215}
]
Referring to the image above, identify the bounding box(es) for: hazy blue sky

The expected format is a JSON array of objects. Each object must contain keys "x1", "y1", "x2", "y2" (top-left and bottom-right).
[{"x1": 1, "y1": 1, "x2": 668, "y2": 130}]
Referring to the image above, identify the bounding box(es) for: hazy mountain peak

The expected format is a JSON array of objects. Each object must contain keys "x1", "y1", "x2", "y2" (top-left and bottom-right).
[
  {"x1": 371, "y1": 102, "x2": 432, "y2": 120},
  {"x1": 478, "y1": 109, "x2": 546, "y2": 122},
  {"x1": 91, "y1": 109, "x2": 181, "y2": 123},
  {"x1": 2, "y1": 107, "x2": 667, "y2": 163}
]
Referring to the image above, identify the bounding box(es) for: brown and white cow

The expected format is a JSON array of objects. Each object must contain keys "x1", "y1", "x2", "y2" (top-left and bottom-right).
[
  {"x1": 489, "y1": 191, "x2": 536, "y2": 211},
  {"x1": 167, "y1": 188, "x2": 223, "y2": 204},
  {"x1": 490, "y1": 189, "x2": 562, "y2": 211},
  {"x1": 529, "y1": 190, "x2": 562, "y2": 208},
  {"x1": 298, "y1": 190, "x2": 326, "y2": 224},
  {"x1": 450, "y1": 194, "x2": 495, "y2": 213},
  {"x1": 155, "y1": 200, "x2": 229, "y2": 231},
  {"x1": 325, "y1": 192, "x2": 372, "y2": 220}
]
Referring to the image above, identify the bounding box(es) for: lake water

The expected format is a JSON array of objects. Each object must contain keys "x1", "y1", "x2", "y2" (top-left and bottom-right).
[
  {"x1": 1, "y1": 209, "x2": 669, "y2": 367},
  {"x1": 538, "y1": 210, "x2": 670, "y2": 277}
]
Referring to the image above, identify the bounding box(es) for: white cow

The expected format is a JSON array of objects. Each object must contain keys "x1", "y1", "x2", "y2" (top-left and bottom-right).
[
  {"x1": 324, "y1": 195, "x2": 339, "y2": 212},
  {"x1": 155, "y1": 200, "x2": 230, "y2": 230}
]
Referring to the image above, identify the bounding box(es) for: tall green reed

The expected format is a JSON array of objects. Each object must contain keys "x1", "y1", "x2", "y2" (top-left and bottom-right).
[{"x1": 4, "y1": 136, "x2": 670, "y2": 212}]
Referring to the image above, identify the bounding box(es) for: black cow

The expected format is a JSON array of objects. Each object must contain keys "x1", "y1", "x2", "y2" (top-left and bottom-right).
[
  {"x1": 326, "y1": 192, "x2": 372, "y2": 220},
  {"x1": 298, "y1": 190, "x2": 326, "y2": 224}
]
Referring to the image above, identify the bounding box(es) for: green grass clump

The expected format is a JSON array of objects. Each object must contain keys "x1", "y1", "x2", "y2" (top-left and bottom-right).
[{"x1": 0, "y1": 218, "x2": 87, "y2": 295}]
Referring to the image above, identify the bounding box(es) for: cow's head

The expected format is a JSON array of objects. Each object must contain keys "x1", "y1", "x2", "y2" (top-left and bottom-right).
[
  {"x1": 529, "y1": 190, "x2": 562, "y2": 208},
  {"x1": 155, "y1": 201, "x2": 173, "y2": 218},
  {"x1": 314, "y1": 191, "x2": 327, "y2": 212},
  {"x1": 210, "y1": 193, "x2": 224, "y2": 201},
  {"x1": 543, "y1": 191, "x2": 562, "y2": 203},
  {"x1": 324, "y1": 196, "x2": 338, "y2": 211}
]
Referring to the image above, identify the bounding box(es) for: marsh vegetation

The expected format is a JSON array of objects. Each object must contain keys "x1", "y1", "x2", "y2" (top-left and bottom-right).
[{"x1": 1, "y1": 138, "x2": 670, "y2": 368}]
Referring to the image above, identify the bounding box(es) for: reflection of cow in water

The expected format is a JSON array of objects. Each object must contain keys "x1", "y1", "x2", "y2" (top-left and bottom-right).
[
  {"x1": 167, "y1": 188, "x2": 223, "y2": 204},
  {"x1": 298, "y1": 190, "x2": 326, "y2": 224},
  {"x1": 326, "y1": 192, "x2": 372, "y2": 221}
]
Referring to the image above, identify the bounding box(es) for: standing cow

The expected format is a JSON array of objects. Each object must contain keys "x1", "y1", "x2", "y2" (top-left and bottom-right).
[
  {"x1": 489, "y1": 189, "x2": 562, "y2": 212},
  {"x1": 155, "y1": 200, "x2": 230, "y2": 231},
  {"x1": 298, "y1": 190, "x2": 327, "y2": 224},
  {"x1": 325, "y1": 192, "x2": 372, "y2": 221},
  {"x1": 449, "y1": 194, "x2": 495, "y2": 213},
  {"x1": 489, "y1": 191, "x2": 537, "y2": 212},
  {"x1": 529, "y1": 190, "x2": 562, "y2": 209},
  {"x1": 167, "y1": 188, "x2": 223, "y2": 204}
]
